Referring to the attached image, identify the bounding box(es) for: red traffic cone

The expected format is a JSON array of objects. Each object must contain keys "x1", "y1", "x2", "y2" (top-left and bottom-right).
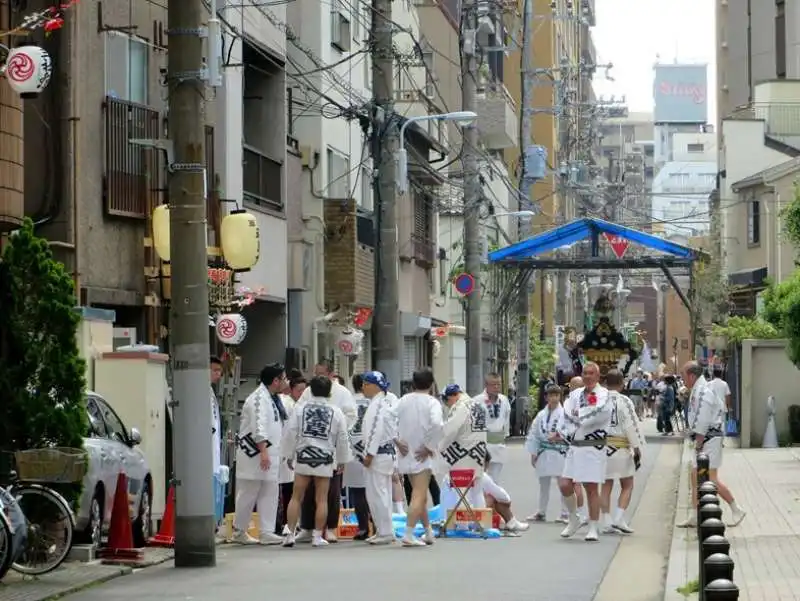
[
  {"x1": 101, "y1": 473, "x2": 144, "y2": 564},
  {"x1": 149, "y1": 484, "x2": 175, "y2": 547}
]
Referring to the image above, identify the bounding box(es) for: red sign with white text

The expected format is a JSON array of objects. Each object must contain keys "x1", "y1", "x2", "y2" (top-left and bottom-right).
[{"x1": 603, "y1": 233, "x2": 630, "y2": 259}]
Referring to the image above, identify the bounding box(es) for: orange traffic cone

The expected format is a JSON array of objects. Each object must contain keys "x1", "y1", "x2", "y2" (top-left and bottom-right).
[
  {"x1": 149, "y1": 484, "x2": 175, "y2": 547},
  {"x1": 101, "y1": 473, "x2": 144, "y2": 564}
]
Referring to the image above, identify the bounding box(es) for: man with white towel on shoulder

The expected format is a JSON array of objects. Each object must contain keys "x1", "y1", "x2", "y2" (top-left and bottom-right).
[{"x1": 472, "y1": 373, "x2": 511, "y2": 483}]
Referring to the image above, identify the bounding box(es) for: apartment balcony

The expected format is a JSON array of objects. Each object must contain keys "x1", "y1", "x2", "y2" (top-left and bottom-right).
[
  {"x1": 475, "y1": 82, "x2": 518, "y2": 150},
  {"x1": 410, "y1": 233, "x2": 436, "y2": 267},
  {"x1": 581, "y1": 25, "x2": 597, "y2": 68},
  {"x1": 581, "y1": 0, "x2": 596, "y2": 26},
  {"x1": 323, "y1": 197, "x2": 375, "y2": 309},
  {"x1": 103, "y1": 97, "x2": 162, "y2": 219},
  {"x1": 729, "y1": 103, "x2": 800, "y2": 148},
  {"x1": 243, "y1": 144, "x2": 283, "y2": 212}
]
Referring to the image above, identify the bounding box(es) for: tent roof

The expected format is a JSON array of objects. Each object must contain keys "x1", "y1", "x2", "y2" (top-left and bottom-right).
[{"x1": 488, "y1": 217, "x2": 699, "y2": 263}]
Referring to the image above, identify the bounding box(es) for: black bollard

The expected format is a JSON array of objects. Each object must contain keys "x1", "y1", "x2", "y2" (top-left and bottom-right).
[
  {"x1": 699, "y1": 517, "x2": 726, "y2": 540},
  {"x1": 701, "y1": 534, "x2": 731, "y2": 557},
  {"x1": 699, "y1": 493, "x2": 719, "y2": 509},
  {"x1": 699, "y1": 480, "x2": 718, "y2": 496},
  {"x1": 704, "y1": 553, "x2": 735, "y2": 583},
  {"x1": 700, "y1": 503, "x2": 723, "y2": 523},
  {"x1": 697, "y1": 453, "x2": 710, "y2": 486},
  {"x1": 705, "y1": 579, "x2": 739, "y2": 601},
  {"x1": 697, "y1": 481, "x2": 718, "y2": 527}
]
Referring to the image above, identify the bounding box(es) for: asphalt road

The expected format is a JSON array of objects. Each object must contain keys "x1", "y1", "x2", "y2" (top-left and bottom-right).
[{"x1": 65, "y1": 441, "x2": 672, "y2": 601}]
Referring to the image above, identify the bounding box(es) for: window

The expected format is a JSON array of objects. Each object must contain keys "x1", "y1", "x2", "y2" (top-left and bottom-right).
[
  {"x1": 330, "y1": 0, "x2": 351, "y2": 52},
  {"x1": 422, "y1": 50, "x2": 435, "y2": 98},
  {"x1": 104, "y1": 31, "x2": 148, "y2": 105},
  {"x1": 687, "y1": 143, "x2": 705, "y2": 153},
  {"x1": 95, "y1": 396, "x2": 130, "y2": 445},
  {"x1": 327, "y1": 148, "x2": 351, "y2": 198},
  {"x1": 86, "y1": 397, "x2": 108, "y2": 438},
  {"x1": 776, "y1": 0, "x2": 786, "y2": 78},
  {"x1": 359, "y1": 166, "x2": 373, "y2": 211},
  {"x1": 747, "y1": 198, "x2": 761, "y2": 245}
]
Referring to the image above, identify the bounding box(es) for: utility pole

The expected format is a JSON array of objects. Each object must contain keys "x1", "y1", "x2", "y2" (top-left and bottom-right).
[
  {"x1": 371, "y1": 0, "x2": 401, "y2": 391},
  {"x1": 515, "y1": 0, "x2": 534, "y2": 422},
  {"x1": 167, "y1": 0, "x2": 215, "y2": 567},
  {"x1": 462, "y1": 0, "x2": 483, "y2": 396}
]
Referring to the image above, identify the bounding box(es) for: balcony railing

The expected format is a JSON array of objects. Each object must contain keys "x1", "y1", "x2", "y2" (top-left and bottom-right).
[
  {"x1": 411, "y1": 233, "x2": 436, "y2": 266},
  {"x1": 103, "y1": 97, "x2": 161, "y2": 218},
  {"x1": 728, "y1": 103, "x2": 800, "y2": 139},
  {"x1": 243, "y1": 144, "x2": 283, "y2": 211}
]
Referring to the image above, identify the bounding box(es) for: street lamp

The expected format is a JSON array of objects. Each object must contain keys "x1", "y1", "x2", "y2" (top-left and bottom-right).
[{"x1": 396, "y1": 111, "x2": 478, "y2": 194}]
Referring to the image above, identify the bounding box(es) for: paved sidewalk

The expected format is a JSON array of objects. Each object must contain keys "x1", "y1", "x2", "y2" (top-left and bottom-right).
[{"x1": 664, "y1": 444, "x2": 800, "y2": 601}]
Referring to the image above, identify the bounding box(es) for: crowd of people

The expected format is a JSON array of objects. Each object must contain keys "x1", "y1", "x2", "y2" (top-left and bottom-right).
[{"x1": 208, "y1": 356, "x2": 745, "y2": 549}]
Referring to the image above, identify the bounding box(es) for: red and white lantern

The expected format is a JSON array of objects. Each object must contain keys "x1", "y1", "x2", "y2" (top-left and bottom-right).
[{"x1": 4, "y1": 46, "x2": 53, "y2": 98}]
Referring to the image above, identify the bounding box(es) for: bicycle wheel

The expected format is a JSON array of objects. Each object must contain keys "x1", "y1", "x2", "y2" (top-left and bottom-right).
[
  {"x1": 12, "y1": 484, "x2": 74, "y2": 575},
  {"x1": 0, "y1": 510, "x2": 12, "y2": 580}
]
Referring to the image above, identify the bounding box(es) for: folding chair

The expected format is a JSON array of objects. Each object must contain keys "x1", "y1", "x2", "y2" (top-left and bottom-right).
[{"x1": 441, "y1": 468, "x2": 487, "y2": 538}]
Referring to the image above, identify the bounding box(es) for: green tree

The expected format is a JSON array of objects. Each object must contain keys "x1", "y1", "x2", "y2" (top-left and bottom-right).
[
  {"x1": 762, "y1": 271, "x2": 800, "y2": 364},
  {"x1": 0, "y1": 219, "x2": 86, "y2": 500},
  {"x1": 710, "y1": 315, "x2": 779, "y2": 346}
]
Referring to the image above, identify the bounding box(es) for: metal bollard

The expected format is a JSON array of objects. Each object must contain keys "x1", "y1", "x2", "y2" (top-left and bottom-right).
[
  {"x1": 698, "y1": 518, "x2": 726, "y2": 598},
  {"x1": 705, "y1": 579, "x2": 739, "y2": 600},
  {"x1": 704, "y1": 553, "x2": 735, "y2": 583},
  {"x1": 697, "y1": 481, "x2": 718, "y2": 527},
  {"x1": 697, "y1": 453, "x2": 710, "y2": 486},
  {"x1": 699, "y1": 493, "x2": 719, "y2": 509},
  {"x1": 701, "y1": 534, "x2": 731, "y2": 557},
  {"x1": 700, "y1": 503, "x2": 723, "y2": 523},
  {"x1": 699, "y1": 480, "x2": 718, "y2": 496}
]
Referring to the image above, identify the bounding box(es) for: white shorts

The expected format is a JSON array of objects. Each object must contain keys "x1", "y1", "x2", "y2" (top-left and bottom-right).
[
  {"x1": 562, "y1": 447, "x2": 607, "y2": 484},
  {"x1": 440, "y1": 475, "x2": 486, "y2": 512},
  {"x1": 605, "y1": 450, "x2": 636, "y2": 480},
  {"x1": 691, "y1": 437, "x2": 723, "y2": 470},
  {"x1": 480, "y1": 473, "x2": 511, "y2": 504}
]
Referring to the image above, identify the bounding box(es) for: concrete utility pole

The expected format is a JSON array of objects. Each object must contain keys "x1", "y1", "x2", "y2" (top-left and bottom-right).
[
  {"x1": 167, "y1": 0, "x2": 216, "y2": 567},
  {"x1": 515, "y1": 0, "x2": 534, "y2": 419},
  {"x1": 371, "y1": 0, "x2": 401, "y2": 391},
  {"x1": 461, "y1": 0, "x2": 484, "y2": 396}
]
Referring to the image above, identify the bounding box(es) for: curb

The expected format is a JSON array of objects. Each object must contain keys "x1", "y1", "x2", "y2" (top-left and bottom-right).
[
  {"x1": 663, "y1": 442, "x2": 696, "y2": 601},
  {"x1": 40, "y1": 566, "x2": 133, "y2": 601}
]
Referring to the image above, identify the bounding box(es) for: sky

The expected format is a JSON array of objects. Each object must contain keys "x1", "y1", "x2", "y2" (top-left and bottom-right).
[{"x1": 591, "y1": 0, "x2": 716, "y2": 122}]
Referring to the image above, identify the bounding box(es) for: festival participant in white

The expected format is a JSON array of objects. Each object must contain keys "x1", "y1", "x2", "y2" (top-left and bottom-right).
[
  {"x1": 566, "y1": 377, "x2": 590, "y2": 525},
  {"x1": 473, "y1": 372, "x2": 511, "y2": 482},
  {"x1": 526, "y1": 383, "x2": 569, "y2": 522},
  {"x1": 381, "y1": 377, "x2": 407, "y2": 515},
  {"x1": 438, "y1": 384, "x2": 488, "y2": 513},
  {"x1": 296, "y1": 361, "x2": 358, "y2": 544},
  {"x1": 394, "y1": 368, "x2": 444, "y2": 547},
  {"x1": 677, "y1": 361, "x2": 746, "y2": 528},
  {"x1": 232, "y1": 363, "x2": 288, "y2": 545},
  {"x1": 600, "y1": 370, "x2": 644, "y2": 534},
  {"x1": 482, "y1": 453, "x2": 529, "y2": 532},
  {"x1": 342, "y1": 374, "x2": 372, "y2": 540},
  {"x1": 557, "y1": 362, "x2": 612, "y2": 542},
  {"x1": 361, "y1": 371, "x2": 399, "y2": 545},
  {"x1": 281, "y1": 376, "x2": 351, "y2": 547},
  {"x1": 210, "y1": 356, "x2": 227, "y2": 543},
  {"x1": 275, "y1": 374, "x2": 304, "y2": 535}
]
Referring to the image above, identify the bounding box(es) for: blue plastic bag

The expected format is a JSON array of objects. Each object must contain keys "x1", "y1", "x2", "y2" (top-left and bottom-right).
[{"x1": 391, "y1": 505, "x2": 502, "y2": 539}]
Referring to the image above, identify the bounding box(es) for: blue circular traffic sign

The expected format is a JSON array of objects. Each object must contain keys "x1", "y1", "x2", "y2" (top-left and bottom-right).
[{"x1": 454, "y1": 273, "x2": 475, "y2": 295}]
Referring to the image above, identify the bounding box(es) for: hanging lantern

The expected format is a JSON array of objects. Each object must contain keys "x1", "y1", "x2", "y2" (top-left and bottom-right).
[
  {"x1": 4, "y1": 46, "x2": 53, "y2": 98},
  {"x1": 152, "y1": 204, "x2": 171, "y2": 262},
  {"x1": 221, "y1": 209, "x2": 260, "y2": 271},
  {"x1": 215, "y1": 313, "x2": 248, "y2": 345}
]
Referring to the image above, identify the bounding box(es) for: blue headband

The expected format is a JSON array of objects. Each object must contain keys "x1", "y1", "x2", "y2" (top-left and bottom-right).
[{"x1": 362, "y1": 371, "x2": 390, "y2": 391}]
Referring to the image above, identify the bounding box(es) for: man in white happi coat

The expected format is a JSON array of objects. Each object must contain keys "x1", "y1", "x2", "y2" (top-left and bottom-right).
[
  {"x1": 342, "y1": 373, "x2": 372, "y2": 540},
  {"x1": 275, "y1": 375, "x2": 305, "y2": 535},
  {"x1": 677, "y1": 361, "x2": 746, "y2": 528},
  {"x1": 281, "y1": 376, "x2": 351, "y2": 547},
  {"x1": 296, "y1": 361, "x2": 358, "y2": 543},
  {"x1": 361, "y1": 371, "x2": 399, "y2": 545},
  {"x1": 600, "y1": 370, "x2": 644, "y2": 534},
  {"x1": 557, "y1": 362, "x2": 612, "y2": 541},
  {"x1": 394, "y1": 367, "x2": 444, "y2": 547},
  {"x1": 526, "y1": 383, "x2": 569, "y2": 522},
  {"x1": 473, "y1": 372, "x2": 511, "y2": 483},
  {"x1": 233, "y1": 363, "x2": 288, "y2": 545},
  {"x1": 438, "y1": 384, "x2": 488, "y2": 513},
  {"x1": 209, "y1": 357, "x2": 227, "y2": 542}
]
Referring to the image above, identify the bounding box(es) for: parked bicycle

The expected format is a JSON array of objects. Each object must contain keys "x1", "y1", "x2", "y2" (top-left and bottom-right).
[{"x1": 0, "y1": 448, "x2": 85, "y2": 580}]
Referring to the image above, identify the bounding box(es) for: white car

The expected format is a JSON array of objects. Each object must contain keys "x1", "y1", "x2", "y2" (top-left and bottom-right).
[{"x1": 75, "y1": 392, "x2": 152, "y2": 547}]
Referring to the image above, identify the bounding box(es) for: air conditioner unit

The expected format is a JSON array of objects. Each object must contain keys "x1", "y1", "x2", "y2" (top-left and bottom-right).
[{"x1": 113, "y1": 327, "x2": 138, "y2": 349}]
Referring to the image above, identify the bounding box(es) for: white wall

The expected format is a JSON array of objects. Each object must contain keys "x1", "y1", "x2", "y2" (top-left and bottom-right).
[
  {"x1": 671, "y1": 132, "x2": 717, "y2": 162},
  {"x1": 651, "y1": 160, "x2": 716, "y2": 236}
]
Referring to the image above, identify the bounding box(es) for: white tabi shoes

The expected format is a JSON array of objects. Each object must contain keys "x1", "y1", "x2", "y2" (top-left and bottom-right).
[
  {"x1": 231, "y1": 530, "x2": 258, "y2": 545},
  {"x1": 311, "y1": 530, "x2": 329, "y2": 547},
  {"x1": 504, "y1": 518, "x2": 530, "y2": 532},
  {"x1": 584, "y1": 522, "x2": 600, "y2": 542},
  {"x1": 729, "y1": 508, "x2": 747, "y2": 527},
  {"x1": 295, "y1": 529, "x2": 313, "y2": 543},
  {"x1": 401, "y1": 535, "x2": 426, "y2": 547},
  {"x1": 560, "y1": 514, "x2": 582, "y2": 538},
  {"x1": 369, "y1": 534, "x2": 395, "y2": 545},
  {"x1": 676, "y1": 515, "x2": 697, "y2": 528},
  {"x1": 259, "y1": 533, "x2": 283, "y2": 546}
]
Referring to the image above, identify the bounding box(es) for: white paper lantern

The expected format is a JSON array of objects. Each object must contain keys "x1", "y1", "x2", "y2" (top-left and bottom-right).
[
  {"x1": 215, "y1": 313, "x2": 247, "y2": 345},
  {"x1": 4, "y1": 46, "x2": 53, "y2": 98},
  {"x1": 152, "y1": 204, "x2": 171, "y2": 261},
  {"x1": 221, "y1": 210, "x2": 260, "y2": 271}
]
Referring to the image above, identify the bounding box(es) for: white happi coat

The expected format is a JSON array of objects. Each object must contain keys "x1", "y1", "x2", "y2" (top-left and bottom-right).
[
  {"x1": 235, "y1": 384, "x2": 283, "y2": 481},
  {"x1": 342, "y1": 392, "x2": 370, "y2": 487},
  {"x1": 300, "y1": 380, "x2": 358, "y2": 429},
  {"x1": 688, "y1": 375, "x2": 725, "y2": 469},
  {"x1": 278, "y1": 394, "x2": 296, "y2": 484},
  {"x1": 605, "y1": 391, "x2": 644, "y2": 480},
  {"x1": 211, "y1": 387, "x2": 222, "y2": 475},
  {"x1": 439, "y1": 394, "x2": 488, "y2": 477},
  {"x1": 281, "y1": 396, "x2": 352, "y2": 477},
  {"x1": 558, "y1": 385, "x2": 613, "y2": 484},
  {"x1": 394, "y1": 391, "x2": 444, "y2": 475},
  {"x1": 362, "y1": 392, "x2": 398, "y2": 475},
  {"x1": 473, "y1": 391, "x2": 511, "y2": 464},
  {"x1": 525, "y1": 404, "x2": 567, "y2": 478}
]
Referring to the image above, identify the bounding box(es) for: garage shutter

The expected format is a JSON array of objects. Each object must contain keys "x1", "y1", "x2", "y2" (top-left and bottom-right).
[{"x1": 402, "y1": 337, "x2": 418, "y2": 381}]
